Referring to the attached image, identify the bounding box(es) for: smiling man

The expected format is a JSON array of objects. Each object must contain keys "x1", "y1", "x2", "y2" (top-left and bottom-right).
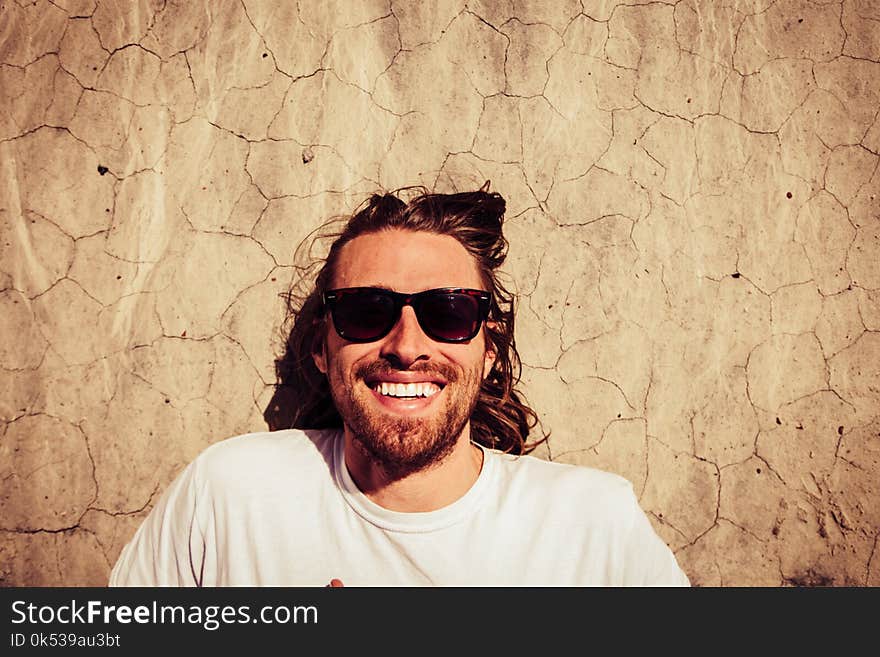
[
  {"x1": 110, "y1": 187, "x2": 690, "y2": 586},
  {"x1": 316, "y1": 229, "x2": 492, "y2": 512}
]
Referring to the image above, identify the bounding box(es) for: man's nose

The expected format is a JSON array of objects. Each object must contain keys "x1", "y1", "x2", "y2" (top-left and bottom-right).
[{"x1": 379, "y1": 305, "x2": 432, "y2": 368}]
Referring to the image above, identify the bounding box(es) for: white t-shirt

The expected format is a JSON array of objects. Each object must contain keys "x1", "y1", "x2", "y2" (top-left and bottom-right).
[{"x1": 109, "y1": 429, "x2": 690, "y2": 586}]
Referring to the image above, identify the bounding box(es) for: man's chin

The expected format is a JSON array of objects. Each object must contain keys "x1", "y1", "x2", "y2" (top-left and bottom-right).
[
  {"x1": 333, "y1": 369, "x2": 478, "y2": 479},
  {"x1": 350, "y1": 417, "x2": 458, "y2": 480}
]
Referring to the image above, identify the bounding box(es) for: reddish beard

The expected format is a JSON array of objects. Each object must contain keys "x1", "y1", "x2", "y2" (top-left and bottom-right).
[{"x1": 328, "y1": 359, "x2": 483, "y2": 480}]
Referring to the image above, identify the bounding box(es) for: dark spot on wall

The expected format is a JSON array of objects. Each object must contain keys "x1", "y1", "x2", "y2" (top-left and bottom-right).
[
  {"x1": 732, "y1": 272, "x2": 741, "y2": 278},
  {"x1": 837, "y1": 426, "x2": 844, "y2": 435},
  {"x1": 181, "y1": 330, "x2": 187, "y2": 337},
  {"x1": 785, "y1": 569, "x2": 834, "y2": 587},
  {"x1": 116, "y1": 275, "x2": 121, "y2": 280},
  {"x1": 776, "y1": 417, "x2": 782, "y2": 424},
  {"x1": 756, "y1": 467, "x2": 762, "y2": 474},
  {"x1": 164, "y1": 399, "x2": 170, "y2": 404},
  {"x1": 262, "y1": 52, "x2": 268, "y2": 58},
  {"x1": 796, "y1": 423, "x2": 804, "y2": 430},
  {"x1": 97, "y1": 165, "x2": 108, "y2": 175},
  {"x1": 786, "y1": 191, "x2": 792, "y2": 198}
]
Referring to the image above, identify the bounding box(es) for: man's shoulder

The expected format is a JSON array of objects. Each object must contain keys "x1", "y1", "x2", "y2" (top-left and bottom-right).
[
  {"x1": 491, "y1": 450, "x2": 637, "y2": 509},
  {"x1": 494, "y1": 450, "x2": 631, "y2": 488},
  {"x1": 193, "y1": 427, "x2": 340, "y2": 482}
]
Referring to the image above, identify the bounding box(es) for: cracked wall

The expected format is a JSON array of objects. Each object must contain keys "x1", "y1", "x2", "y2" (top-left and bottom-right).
[{"x1": 1, "y1": 0, "x2": 878, "y2": 587}]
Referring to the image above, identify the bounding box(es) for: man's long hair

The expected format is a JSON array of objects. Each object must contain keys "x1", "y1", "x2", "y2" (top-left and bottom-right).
[{"x1": 269, "y1": 185, "x2": 547, "y2": 455}]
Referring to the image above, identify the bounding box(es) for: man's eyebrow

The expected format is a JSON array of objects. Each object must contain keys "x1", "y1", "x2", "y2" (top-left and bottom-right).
[{"x1": 352, "y1": 284, "x2": 395, "y2": 291}]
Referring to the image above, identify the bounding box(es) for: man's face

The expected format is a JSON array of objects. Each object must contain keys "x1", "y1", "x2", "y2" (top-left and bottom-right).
[{"x1": 312, "y1": 228, "x2": 495, "y2": 479}]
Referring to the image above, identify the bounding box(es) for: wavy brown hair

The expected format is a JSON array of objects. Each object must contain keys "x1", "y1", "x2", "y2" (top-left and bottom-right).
[{"x1": 268, "y1": 185, "x2": 547, "y2": 455}]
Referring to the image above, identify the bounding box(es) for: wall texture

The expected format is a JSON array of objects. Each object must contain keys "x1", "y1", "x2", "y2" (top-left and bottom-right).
[{"x1": 1, "y1": 0, "x2": 878, "y2": 586}]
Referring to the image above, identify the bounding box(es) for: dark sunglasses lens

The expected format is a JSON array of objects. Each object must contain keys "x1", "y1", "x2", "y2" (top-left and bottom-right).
[
  {"x1": 418, "y1": 293, "x2": 481, "y2": 341},
  {"x1": 333, "y1": 291, "x2": 396, "y2": 340}
]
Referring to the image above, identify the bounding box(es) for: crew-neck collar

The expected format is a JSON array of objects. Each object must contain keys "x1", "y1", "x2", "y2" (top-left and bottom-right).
[{"x1": 332, "y1": 430, "x2": 495, "y2": 533}]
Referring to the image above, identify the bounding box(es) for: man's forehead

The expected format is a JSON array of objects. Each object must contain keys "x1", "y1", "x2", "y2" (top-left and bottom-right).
[{"x1": 331, "y1": 229, "x2": 484, "y2": 291}]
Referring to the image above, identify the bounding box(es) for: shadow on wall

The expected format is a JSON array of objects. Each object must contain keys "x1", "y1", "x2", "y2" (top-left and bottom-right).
[{"x1": 263, "y1": 311, "x2": 340, "y2": 433}]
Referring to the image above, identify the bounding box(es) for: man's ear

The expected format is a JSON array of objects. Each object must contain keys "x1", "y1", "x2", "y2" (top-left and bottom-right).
[{"x1": 312, "y1": 322, "x2": 328, "y2": 374}]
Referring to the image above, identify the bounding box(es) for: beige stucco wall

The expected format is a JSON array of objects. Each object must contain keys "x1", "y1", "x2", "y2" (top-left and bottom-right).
[{"x1": 1, "y1": 0, "x2": 878, "y2": 586}]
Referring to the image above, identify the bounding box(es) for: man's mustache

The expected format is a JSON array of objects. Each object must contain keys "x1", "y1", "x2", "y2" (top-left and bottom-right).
[{"x1": 354, "y1": 360, "x2": 460, "y2": 382}]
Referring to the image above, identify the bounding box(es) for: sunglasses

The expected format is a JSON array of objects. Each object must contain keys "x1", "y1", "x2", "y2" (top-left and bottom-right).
[{"x1": 322, "y1": 287, "x2": 491, "y2": 343}]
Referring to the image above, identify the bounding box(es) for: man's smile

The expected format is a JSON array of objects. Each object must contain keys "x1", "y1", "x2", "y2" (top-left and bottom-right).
[
  {"x1": 371, "y1": 381, "x2": 443, "y2": 398},
  {"x1": 362, "y1": 369, "x2": 450, "y2": 409},
  {"x1": 361, "y1": 372, "x2": 450, "y2": 414}
]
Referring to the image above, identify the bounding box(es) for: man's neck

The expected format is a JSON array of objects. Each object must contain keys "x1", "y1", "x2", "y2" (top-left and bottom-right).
[{"x1": 342, "y1": 431, "x2": 484, "y2": 512}]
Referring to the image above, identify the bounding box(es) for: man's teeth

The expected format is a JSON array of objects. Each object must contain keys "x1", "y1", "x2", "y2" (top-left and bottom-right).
[{"x1": 374, "y1": 382, "x2": 441, "y2": 398}]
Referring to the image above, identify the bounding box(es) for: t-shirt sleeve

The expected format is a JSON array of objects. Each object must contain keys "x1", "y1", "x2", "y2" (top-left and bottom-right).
[
  {"x1": 108, "y1": 459, "x2": 212, "y2": 587},
  {"x1": 619, "y1": 488, "x2": 691, "y2": 587}
]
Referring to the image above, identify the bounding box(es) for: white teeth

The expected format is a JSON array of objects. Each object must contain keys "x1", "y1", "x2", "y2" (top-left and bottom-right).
[{"x1": 374, "y1": 381, "x2": 440, "y2": 398}]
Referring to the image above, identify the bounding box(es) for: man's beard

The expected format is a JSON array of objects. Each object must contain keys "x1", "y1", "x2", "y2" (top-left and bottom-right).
[{"x1": 328, "y1": 359, "x2": 483, "y2": 481}]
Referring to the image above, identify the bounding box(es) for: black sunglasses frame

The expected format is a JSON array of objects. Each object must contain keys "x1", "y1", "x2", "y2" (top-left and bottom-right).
[{"x1": 322, "y1": 287, "x2": 491, "y2": 343}]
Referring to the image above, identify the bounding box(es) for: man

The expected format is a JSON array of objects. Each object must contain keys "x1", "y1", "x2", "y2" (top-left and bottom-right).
[{"x1": 110, "y1": 187, "x2": 689, "y2": 586}]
